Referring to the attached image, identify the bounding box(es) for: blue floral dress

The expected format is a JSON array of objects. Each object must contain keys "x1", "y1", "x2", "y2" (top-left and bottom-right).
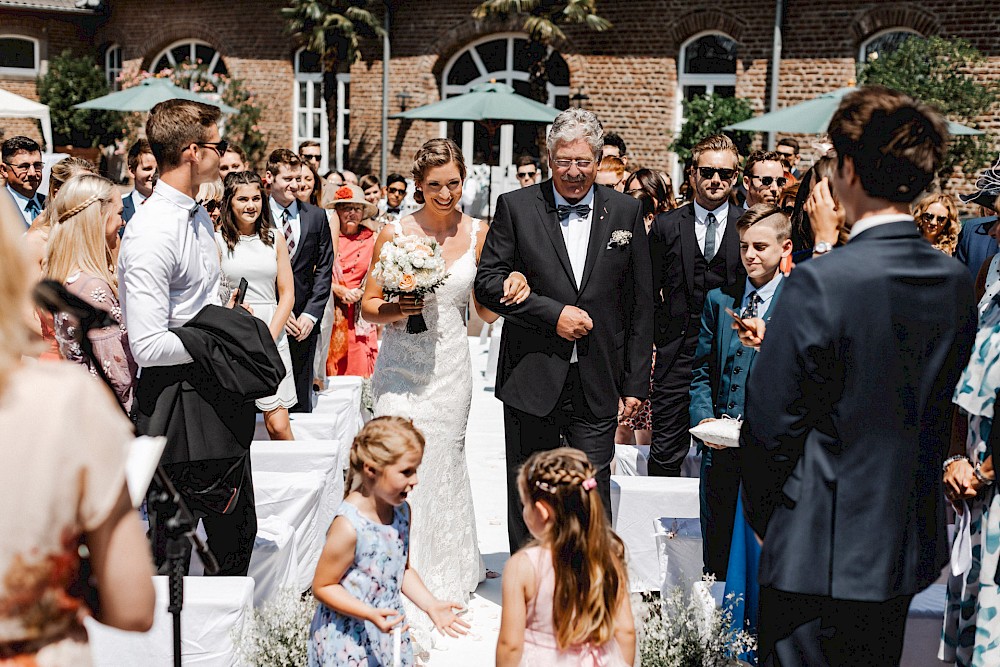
[
  {"x1": 309, "y1": 500, "x2": 413, "y2": 667},
  {"x1": 941, "y1": 256, "x2": 1000, "y2": 665}
]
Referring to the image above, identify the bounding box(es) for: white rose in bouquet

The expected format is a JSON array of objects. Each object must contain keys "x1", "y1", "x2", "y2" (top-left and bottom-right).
[{"x1": 371, "y1": 233, "x2": 449, "y2": 333}]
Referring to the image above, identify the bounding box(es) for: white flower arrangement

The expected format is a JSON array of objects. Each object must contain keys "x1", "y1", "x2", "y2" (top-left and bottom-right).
[
  {"x1": 371, "y1": 233, "x2": 449, "y2": 333},
  {"x1": 235, "y1": 588, "x2": 317, "y2": 667},
  {"x1": 607, "y1": 229, "x2": 633, "y2": 249},
  {"x1": 633, "y1": 576, "x2": 757, "y2": 667}
]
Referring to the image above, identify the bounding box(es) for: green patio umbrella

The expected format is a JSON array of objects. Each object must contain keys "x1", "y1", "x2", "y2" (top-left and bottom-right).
[
  {"x1": 390, "y1": 82, "x2": 560, "y2": 124},
  {"x1": 723, "y1": 87, "x2": 983, "y2": 136},
  {"x1": 74, "y1": 77, "x2": 238, "y2": 114}
]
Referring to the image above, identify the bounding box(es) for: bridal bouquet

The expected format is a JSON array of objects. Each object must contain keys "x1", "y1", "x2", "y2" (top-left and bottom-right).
[{"x1": 371, "y1": 233, "x2": 448, "y2": 334}]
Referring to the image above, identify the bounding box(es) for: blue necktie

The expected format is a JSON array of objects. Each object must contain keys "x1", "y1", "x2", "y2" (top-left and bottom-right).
[
  {"x1": 741, "y1": 291, "x2": 761, "y2": 319},
  {"x1": 557, "y1": 203, "x2": 591, "y2": 221},
  {"x1": 25, "y1": 198, "x2": 40, "y2": 223}
]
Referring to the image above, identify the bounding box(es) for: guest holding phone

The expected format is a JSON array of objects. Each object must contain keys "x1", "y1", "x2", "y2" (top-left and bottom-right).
[{"x1": 217, "y1": 170, "x2": 297, "y2": 439}]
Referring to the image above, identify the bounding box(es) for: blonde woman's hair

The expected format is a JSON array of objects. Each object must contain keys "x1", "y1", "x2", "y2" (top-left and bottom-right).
[
  {"x1": 345, "y1": 416, "x2": 425, "y2": 497},
  {"x1": 46, "y1": 174, "x2": 118, "y2": 295},
  {"x1": 912, "y1": 192, "x2": 961, "y2": 255},
  {"x1": 28, "y1": 157, "x2": 98, "y2": 237},
  {"x1": 0, "y1": 194, "x2": 35, "y2": 395},
  {"x1": 517, "y1": 448, "x2": 627, "y2": 651}
]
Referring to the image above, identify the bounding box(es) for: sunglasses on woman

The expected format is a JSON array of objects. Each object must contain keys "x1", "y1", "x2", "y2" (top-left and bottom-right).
[{"x1": 920, "y1": 212, "x2": 949, "y2": 225}]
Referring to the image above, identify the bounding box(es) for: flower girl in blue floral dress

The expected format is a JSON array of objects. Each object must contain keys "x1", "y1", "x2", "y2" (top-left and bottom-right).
[{"x1": 309, "y1": 416, "x2": 471, "y2": 666}]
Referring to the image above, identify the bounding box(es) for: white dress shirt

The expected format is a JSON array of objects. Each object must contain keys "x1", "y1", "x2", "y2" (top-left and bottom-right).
[
  {"x1": 270, "y1": 197, "x2": 301, "y2": 250},
  {"x1": 118, "y1": 181, "x2": 221, "y2": 368},
  {"x1": 7, "y1": 184, "x2": 42, "y2": 228},
  {"x1": 553, "y1": 184, "x2": 595, "y2": 363},
  {"x1": 848, "y1": 213, "x2": 913, "y2": 241},
  {"x1": 693, "y1": 200, "x2": 729, "y2": 257},
  {"x1": 130, "y1": 189, "x2": 149, "y2": 208},
  {"x1": 742, "y1": 271, "x2": 782, "y2": 317}
]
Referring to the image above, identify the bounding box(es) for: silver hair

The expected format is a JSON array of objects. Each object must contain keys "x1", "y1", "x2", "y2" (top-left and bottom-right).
[{"x1": 546, "y1": 108, "x2": 604, "y2": 158}]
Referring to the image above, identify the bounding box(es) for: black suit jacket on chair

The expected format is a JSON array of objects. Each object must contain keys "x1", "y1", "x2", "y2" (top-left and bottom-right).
[
  {"x1": 648, "y1": 203, "x2": 744, "y2": 357},
  {"x1": 741, "y1": 220, "x2": 977, "y2": 601},
  {"x1": 289, "y1": 202, "x2": 334, "y2": 321},
  {"x1": 474, "y1": 182, "x2": 654, "y2": 419}
]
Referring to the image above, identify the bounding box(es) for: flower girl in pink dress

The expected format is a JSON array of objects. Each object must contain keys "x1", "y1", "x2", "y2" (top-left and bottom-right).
[{"x1": 496, "y1": 448, "x2": 635, "y2": 667}]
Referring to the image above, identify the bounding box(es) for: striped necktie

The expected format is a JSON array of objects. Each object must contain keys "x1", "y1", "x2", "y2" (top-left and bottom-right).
[{"x1": 282, "y1": 208, "x2": 295, "y2": 256}]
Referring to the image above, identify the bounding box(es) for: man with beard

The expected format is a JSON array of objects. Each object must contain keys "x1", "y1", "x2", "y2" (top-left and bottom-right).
[
  {"x1": 647, "y1": 134, "x2": 745, "y2": 477},
  {"x1": 742, "y1": 150, "x2": 787, "y2": 209}
]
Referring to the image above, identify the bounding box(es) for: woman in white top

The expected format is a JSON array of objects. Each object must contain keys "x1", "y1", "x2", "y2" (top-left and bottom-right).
[{"x1": 216, "y1": 171, "x2": 297, "y2": 439}]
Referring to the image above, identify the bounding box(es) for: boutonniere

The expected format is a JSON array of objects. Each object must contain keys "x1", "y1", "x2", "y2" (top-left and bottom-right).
[{"x1": 607, "y1": 230, "x2": 633, "y2": 249}]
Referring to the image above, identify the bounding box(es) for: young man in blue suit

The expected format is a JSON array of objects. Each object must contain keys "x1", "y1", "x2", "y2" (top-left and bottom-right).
[
  {"x1": 689, "y1": 204, "x2": 792, "y2": 578},
  {"x1": 122, "y1": 139, "x2": 157, "y2": 223}
]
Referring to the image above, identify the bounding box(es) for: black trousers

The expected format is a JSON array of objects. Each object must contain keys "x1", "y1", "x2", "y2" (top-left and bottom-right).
[
  {"x1": 758, "y1": 586, "x2": 912, "y2": 667},
  {"x1": 288, "y1": 328, "x2": 318, "y2": 413},
  {"x1": 649, "y1": 342, "x2": 696, "y2": 477},
  {"x1": 699, "y1": 446, "x2": 742, "y2": 577},
  {"x1": 504, "y1": 364, "x2": 617, "y2": 552},
  {"x1": 148, "y1": 457, "x2": 257, "y2": 577}
]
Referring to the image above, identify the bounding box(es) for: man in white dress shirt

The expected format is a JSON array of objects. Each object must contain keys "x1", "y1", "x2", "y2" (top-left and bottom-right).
[
  {"x1": 119, "y1": 99, "x2": 259, "y2": 577},
  {"x1": 1, "y1": 136, "x2": 45, "y2": 228}
]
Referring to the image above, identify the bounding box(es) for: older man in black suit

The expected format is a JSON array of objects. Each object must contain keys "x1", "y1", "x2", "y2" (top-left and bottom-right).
[
  {"x1": 265, "y1": 149, "x2": 334, "y2": 413},
  {"x1": 647, "y1": 134, "x2": 746, "y2": 477},
  {"x1": 475, "y1": 108, "x2": 653, "y2": 552},
  {"x1": 742, "y1": 86, "x2": 977, "y2": 666}
]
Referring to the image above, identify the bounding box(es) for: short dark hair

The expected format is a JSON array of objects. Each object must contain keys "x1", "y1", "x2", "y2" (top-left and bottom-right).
[
  {"x1": 603, "y1": 132, "x2": 627, "y2": 156},
  {"x1": 385, "y1": 172, "x2": 406, "y2": 187},
  {"x1": 828, "y1": 85, "x2": 948, "y2": 203},
  {"x1": 266, "y1": 148, "x2": 301, "y2": 176},
  {"x1": 743, "y1": 150, "x2": 784, "y2": 178},
  {"x1": 737, "y1": 203, "x2": 792, "y2": 241},
  {"x1": 2, "y1": 136, "x2": 41, "y2": 163},
  {"x1": 127, "y1": 139, "x2": 154, "y2": 172},
  {"x1": 515, "y1": 155, "x2": 538, "y2": 169},
  {"x1": 298, "y1": 140, "x2": 321, "y2": 153},
  {"x1": 359, "y1": 173, "x2": 380, "y2": 190},
  {"x1": 776, "y1": 138, "x2": 800, "y2": 154},
  {"x1": 146, "y1": 99, "x2": 222, "y2": 169}
]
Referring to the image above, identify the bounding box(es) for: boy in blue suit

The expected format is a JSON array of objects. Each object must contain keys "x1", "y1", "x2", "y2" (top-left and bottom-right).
[{"x1": 690, "y1": 204, "x2": 792, "y2": 577}]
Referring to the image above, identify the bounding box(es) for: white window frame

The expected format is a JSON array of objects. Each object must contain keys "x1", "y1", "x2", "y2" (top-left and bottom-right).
[
  {"x1": 151, "y1": 39, "x2": 227, "y2": 89},
  {"x1": 335, "y1": 73, "x2": 350, "y2": 174},
  {"x1": 673, "y1": 31, "x2": 738, "y2": 183},
  {"x1": 440, "y1": 32, "x2": 569, "y2": 166},
  {"x1": 293, "y1": 48, "x2": 330, "y2": 174},
  {"x1": 858, "y1": 28, "x2": 921, "y2": 64},
  {"x1": 0, "y1": 35, "x2": 40, "y2": 77},
  {"x1": 105, "y1": 44, "x2": 122, "y2": 91}
]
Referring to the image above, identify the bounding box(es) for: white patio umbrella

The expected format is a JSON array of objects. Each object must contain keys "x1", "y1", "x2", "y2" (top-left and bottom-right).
[{"x1": 0, "y1": 87, "x2": 54, "y2": 150}]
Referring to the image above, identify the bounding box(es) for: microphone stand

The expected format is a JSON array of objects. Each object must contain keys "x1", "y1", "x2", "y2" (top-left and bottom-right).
[{"x1": 34, "y1": 281, "x2": 218, "y2": 667}]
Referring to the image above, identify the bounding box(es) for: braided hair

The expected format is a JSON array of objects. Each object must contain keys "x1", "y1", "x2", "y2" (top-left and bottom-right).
[
  {"x1": 517, "y1": 447, "x2": 627, "y2": 651},
  {"x1": 344, "y1": 416, "x2": 425, "y2": 498}
]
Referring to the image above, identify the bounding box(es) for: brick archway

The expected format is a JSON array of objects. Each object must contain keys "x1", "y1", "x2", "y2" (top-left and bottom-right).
[
  {"x1": 851, "y1": 3, "x2": 941, "y2": 44},
  {"x1": 665, "y1": 9, "x2": 748, "y2": 51},
  {"x1": 138, "y1": 21, "x2": 236, "y2": 71}
]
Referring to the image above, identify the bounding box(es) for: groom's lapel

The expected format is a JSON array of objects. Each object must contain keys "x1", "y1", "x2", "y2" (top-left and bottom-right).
[
  {"x1": 537, "y1": 183, "x2": 578, "y2": 290},
  {"x1": 578, "y1": 185, "x2": 610, "y2": 294}
]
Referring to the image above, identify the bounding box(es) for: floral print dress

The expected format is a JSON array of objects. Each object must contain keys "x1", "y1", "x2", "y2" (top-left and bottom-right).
[{"x1": 309, "y1": 501, "x2": 413, "y2": 667}]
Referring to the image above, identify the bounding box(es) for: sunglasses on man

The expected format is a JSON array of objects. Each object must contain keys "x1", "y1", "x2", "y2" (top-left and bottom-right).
[
  {"x1": 697, "y1": 166, "x2": 737, "y2": 180},
  {"x1": 750, "y1": 175, "x2": 788, "y2": 188},
  {"x1": 386, "y1": 186, "x2": 407, "y2": 196},
  {"x1": 196, "y1": 140, "x2": 229, "y2": 156},
  {"x1": 517, "y1": 170, "x2": 537, "y2": 179},
  {"x1": 301, "y1": 153, "x2": 321, "y2": 162}
]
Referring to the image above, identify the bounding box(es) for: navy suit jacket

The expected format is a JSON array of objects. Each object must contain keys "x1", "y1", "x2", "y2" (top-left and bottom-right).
[
  {"x1": 122, "y1": 192, "x2": 136, "y2": 223},
  {"x1": 288, "y1": 202, "x2": 334, "y2": 322},
  {"x1": 689, "y1": 278, "x2": 784, "y2": 427},
  {"x1": 955, "y1": 216, "x2": 999, "y2": 279},
  {"x1": 742, "y1": 220, "x2": 976, "y2": 601}
]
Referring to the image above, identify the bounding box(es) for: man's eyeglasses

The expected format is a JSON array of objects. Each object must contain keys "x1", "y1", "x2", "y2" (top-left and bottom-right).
[
  {"x1": 3, "y1": 161, "x2": 43, "y2": 174},
  {"x1": 920, "y1": 212, "x2": 949, "y2": 226},
  {"x1": 387, "y1": 187, "x2": 407, "y2": 196},
  {"x1": 552, "y1": 159, "x2": 594, "y2": 170},
  {"x1": 196, "y1": 140, "x2": 229, "y2": 156},
  {"x1": 697, "y1": 167, "x2": 737, "y2": 180},
  {"x1": 300, "y1": 153, "x2": 321, "y2": 162},
  {"x1": 517, "y1": 170, "x2": 537, "y2": 179},
  {"x1": 750, "y1": 175, "x2": 788, "y2": 188}
]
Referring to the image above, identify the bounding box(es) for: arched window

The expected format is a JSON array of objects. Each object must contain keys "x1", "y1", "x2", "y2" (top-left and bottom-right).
[
  {"x1": 152, "y1": 40, "x2": 228, "y2": 88},
  {"x1": 105, "y1": 44, "x2": 123, "y2": 91},
  {"x1": 677, "y1": 32, "x2": 738, "y2": 104},
  {"x1": 859, "y1": 29, "x2": 920, "y2": 63},
  {"x1": 0, "y1": 36, "x2": 39, "y2": 76},
  {"x1": 441, "y1": 34, "x2": 570, "y2": 165},
  {"x1": 294, "y1": 49, "x2": 331, "y2": 173}
]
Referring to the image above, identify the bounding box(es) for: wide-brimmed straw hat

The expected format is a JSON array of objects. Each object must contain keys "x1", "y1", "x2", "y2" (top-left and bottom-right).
[{"x1": 330, "y1": 183, "x2": 378, "y2": 219}]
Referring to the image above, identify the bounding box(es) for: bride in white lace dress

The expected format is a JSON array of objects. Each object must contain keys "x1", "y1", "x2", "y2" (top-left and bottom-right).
[{"x1": 361, "y1": 138, "x2": 529, "y2": 647}]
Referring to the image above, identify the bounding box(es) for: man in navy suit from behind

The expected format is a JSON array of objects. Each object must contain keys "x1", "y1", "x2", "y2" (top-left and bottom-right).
[{"x1": 742, "y1": 86, "x2": 977, "y2": 666}]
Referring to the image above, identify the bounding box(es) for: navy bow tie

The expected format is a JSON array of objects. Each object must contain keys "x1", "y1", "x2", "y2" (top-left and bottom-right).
[
  {"x1": 557, "y1": 203, "x2": 591, "y2": 221},
  {"x1": 387, "y1": 207, "x2": 401, "y2": 215}
]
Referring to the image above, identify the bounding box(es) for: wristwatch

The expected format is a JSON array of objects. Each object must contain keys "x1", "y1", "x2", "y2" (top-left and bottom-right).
[
  {"x1": 813, "y1": 242, "x2": 833, "y2": 255},
  {"x1": 974, "y1": 461, "x2": 995, "y2": 486}
]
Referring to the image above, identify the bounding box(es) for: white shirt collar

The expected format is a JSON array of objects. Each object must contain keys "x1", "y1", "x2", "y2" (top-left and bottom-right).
[
  {"x1": 848, "y1": 214, "x2": 913, "y2": 241},
  {"x1": 131, "y1": 189, "x2": 149, "y2": 205},
  {"x1": 745, "y1": 271, "x2": 782, "y2": 304},
  {"x1": 693, "y1": 200, "x2": 729, "y2": 225},
  {"x1": 153, "y1": 181, "x2": 199, "y2": 216},
  {"x1": 270, "y1": 196, "x2": 299, "y2": 220},
  {"x1": 552, "y1": 183, "x2": 595, "y2": 209}
]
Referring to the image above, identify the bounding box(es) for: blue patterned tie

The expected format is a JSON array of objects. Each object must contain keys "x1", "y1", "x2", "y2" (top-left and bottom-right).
[{"x1": 741, "y1": 291, "x2": 761, "y2": 319}]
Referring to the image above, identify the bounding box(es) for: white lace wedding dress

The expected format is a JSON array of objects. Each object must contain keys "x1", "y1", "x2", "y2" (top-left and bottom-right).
[{"x1": 371, "y1": 219, "x2": 486, "y2": 645}]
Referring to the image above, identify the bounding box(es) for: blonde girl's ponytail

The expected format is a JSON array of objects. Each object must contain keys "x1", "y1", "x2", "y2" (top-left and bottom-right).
[{"x1": 517, "y1": 447, "x2": 628, "y2": 651}]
